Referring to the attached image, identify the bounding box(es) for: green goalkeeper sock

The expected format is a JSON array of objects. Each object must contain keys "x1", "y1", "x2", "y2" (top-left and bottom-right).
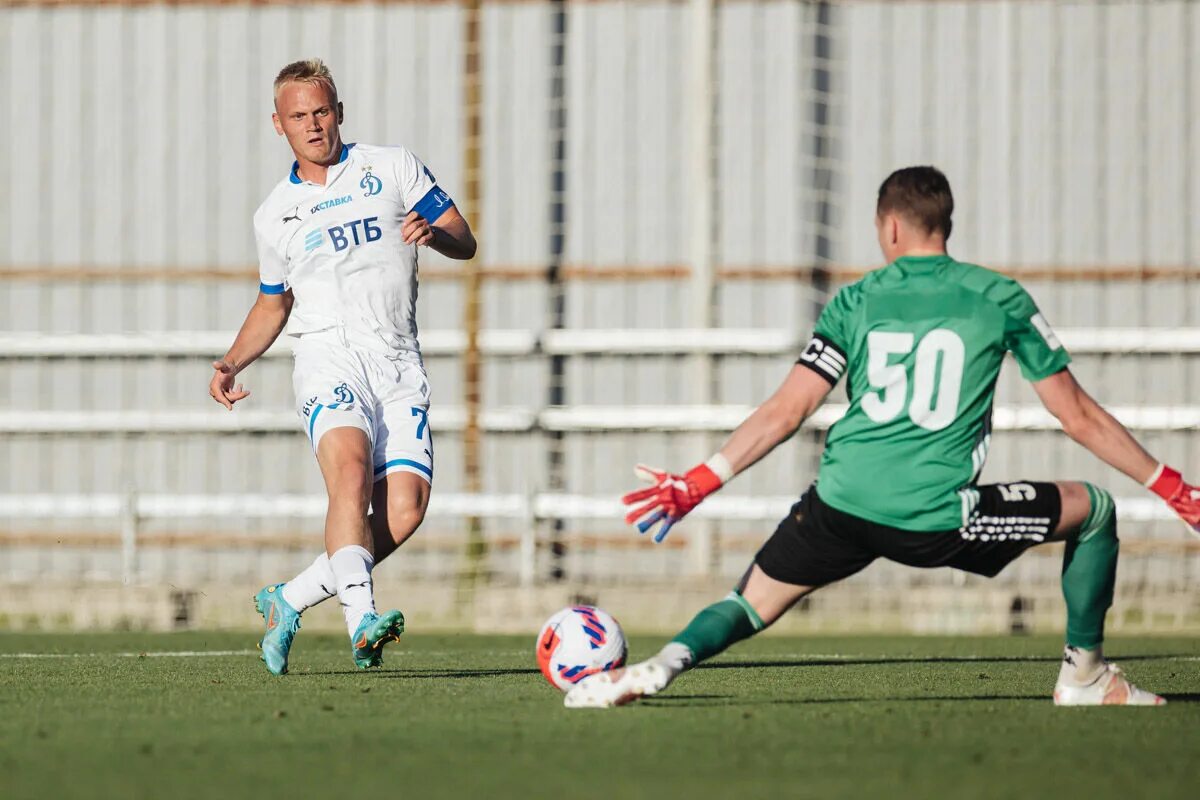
[
  {"x1": 1061, "y1": 483, "x2": 1118, "y2": 650},
  {"x1": 669, "y1": 592, "x2": 765, "y2": 666}
]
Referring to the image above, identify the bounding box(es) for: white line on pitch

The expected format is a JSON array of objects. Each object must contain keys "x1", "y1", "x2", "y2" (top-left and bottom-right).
[
  {"x1": 0, "y1": 649, "x2": 256, "y2": 659},
  {"x1": 0, "y1": 649, "x2": 532, "y2": 659}
]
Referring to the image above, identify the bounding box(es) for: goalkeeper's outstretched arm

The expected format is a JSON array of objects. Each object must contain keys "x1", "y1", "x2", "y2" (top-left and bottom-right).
[
  {"x1": 622, "y1": 365, "x2": 834, "y2": 541},
  {"x1": 1033, "y1": 367, "x2": 1200, "y2": 531},
  {"x1": 1032, "y1": 368, "x2": 1157, "y2": 484},
  {"x1": 717, "y1": 364, "x2": 835, "y2": 477}
]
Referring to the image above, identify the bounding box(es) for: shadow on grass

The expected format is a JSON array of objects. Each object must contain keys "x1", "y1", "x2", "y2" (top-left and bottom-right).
[
  {"x1": 296, "y1": 653, "x2": 1190, "y2": 680},
  {"x1": 295, "y1": 667, "x2": 541, "y2": 679},
  {"x1": 641, "y1": 694, "x2": 1041, "y2": 707},
  {"x1": 290, "y1": 666, "x2": 1200, "y2": 707},
  {"x1": 703, "y1": 653, "x2": 1191, "y2": 670},
  {"x1": 643, "y1": 691, "x2": 1200, "y2": 707},
  {"x1": 1161, "y1": 693, "x2": 1200, "y2": 703},
  {"x1": 386, "y1": 668, "x2": 543, "y2": 680}
]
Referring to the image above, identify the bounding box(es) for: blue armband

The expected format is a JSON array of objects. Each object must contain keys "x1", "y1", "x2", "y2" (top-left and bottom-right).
[{"x1": 412, "y1": 186, "x2": 455, "y2": 223}]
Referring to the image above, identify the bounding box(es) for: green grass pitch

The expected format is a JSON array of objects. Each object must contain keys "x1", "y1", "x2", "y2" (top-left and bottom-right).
[{"x1": 2, "y1": 631, "x2": 1198, "y2": 799}]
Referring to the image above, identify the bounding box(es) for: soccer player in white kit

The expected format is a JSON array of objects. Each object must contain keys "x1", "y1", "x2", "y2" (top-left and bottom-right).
[{"x1": 208, "y1": 59, "x2": 476, "y2": 674}]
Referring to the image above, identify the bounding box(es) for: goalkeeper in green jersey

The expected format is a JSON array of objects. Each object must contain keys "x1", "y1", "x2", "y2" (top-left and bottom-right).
[{"x1": 567, "y1": 166, "x2": 1200, "y2": 709}]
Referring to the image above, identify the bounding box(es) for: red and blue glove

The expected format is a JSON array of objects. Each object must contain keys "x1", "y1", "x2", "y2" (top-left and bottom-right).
[
  {"x1": 622, "y1": 462, "x2": 725, "y2": 543},
  {"x1": 1146, "y1": 464, "x2": 1200, "y2": 536}
]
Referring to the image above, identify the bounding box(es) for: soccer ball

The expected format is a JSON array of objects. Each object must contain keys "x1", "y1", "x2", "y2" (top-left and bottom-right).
[{"x1": 535, "y1": 605, "x2": 627, "y2": 691}]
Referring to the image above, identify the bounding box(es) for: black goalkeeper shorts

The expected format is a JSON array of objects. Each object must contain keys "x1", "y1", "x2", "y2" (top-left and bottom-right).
[{"x1": 754, "y1": 482, "x2": 1063, "y2": 587}]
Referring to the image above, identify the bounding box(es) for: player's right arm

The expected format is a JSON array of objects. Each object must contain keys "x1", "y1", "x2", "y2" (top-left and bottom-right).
[
  {"x1": 712, "y1": 365, "x2": 834, "y2": 474},
  {"x1": 1033, "y1": 368, "x2": 1200, "y2": 531},
  {"x1": 209, "y1": 289, "x2": 294, "y2": 410},
  {"x1": 622, "y1": 291, "x2": 852, "y2": 543},
  {"x1": 622, "y1": 365, "x2": 834, "y2": 542},
  {"x1": 210, "y1": 214, "x2": 294, "y2": 410}
]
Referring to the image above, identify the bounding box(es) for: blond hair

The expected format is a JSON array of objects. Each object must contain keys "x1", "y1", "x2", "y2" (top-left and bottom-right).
[{"x1": 273, "y1": 58, "x2": 339, "y2": 106}]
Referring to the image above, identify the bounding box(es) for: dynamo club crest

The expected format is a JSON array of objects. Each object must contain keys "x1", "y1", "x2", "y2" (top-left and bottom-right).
[{"x1": 361, "y1": 170, "x2": 382, "y2": 197}]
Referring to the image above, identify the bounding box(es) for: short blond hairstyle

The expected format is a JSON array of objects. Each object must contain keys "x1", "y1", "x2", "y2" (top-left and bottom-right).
[{"x1": 273, "y1": 58, "x2": 339, "y2": 106}]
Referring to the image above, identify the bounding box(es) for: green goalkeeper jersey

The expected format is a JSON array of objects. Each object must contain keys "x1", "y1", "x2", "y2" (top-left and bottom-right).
[{"x1": 796, "y1": 254, "x2": 1071, "y2": 531}]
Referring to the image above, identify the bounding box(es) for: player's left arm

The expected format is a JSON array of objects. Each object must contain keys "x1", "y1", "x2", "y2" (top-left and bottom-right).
[
  {"x1": 1033, "y1": 368, "x2": 1200, "y2": 531},
  {"x1": 401, "y1": 205, "x2": 476, "y2": 260},
  {"x1": 1003, "y1": 279, "x2": 1200, "y2": 532},
  {"x1": 1032, "y1": 369, "x2": 1158, "y2": 484},
  {"x1": 396, "y1": 148, "x2": 477, "y2": 260},
  {"x1": 623, "y1": 366, "x2": 834, "y2": 542}
]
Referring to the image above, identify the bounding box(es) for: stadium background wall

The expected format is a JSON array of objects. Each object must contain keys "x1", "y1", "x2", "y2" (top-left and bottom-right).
[{"x1": 1, "y1": 0, "x2": 1198, "y2": 635}]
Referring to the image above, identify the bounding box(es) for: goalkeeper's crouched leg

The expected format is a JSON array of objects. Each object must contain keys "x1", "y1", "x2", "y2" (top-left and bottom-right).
[{"x1": 663, "y1": 565, "x2": 815, "y2": 672}]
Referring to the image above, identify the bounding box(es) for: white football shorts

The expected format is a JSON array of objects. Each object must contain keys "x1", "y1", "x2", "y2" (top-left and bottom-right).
[{"x1": 291, "y1": 335, "x2": 433, "y2": 484}]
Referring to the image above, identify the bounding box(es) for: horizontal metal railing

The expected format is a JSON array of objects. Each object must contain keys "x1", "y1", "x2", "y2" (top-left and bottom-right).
[
  {"x1": 0, "y1": 492, "x2": 1189, "y2": 586},
  {"x1": 2, "y1": 328, "x2": 1200, "y2": 358}
]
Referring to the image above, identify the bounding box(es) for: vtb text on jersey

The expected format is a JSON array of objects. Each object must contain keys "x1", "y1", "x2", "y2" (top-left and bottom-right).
[{"x1": 252, "y1": 143, "x2": 455, "y2": 356}]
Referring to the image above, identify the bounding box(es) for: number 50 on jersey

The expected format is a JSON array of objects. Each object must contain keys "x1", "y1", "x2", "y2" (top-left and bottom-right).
[{"x1": 862, "y1": 329, "x2": 965, "y2": 432}]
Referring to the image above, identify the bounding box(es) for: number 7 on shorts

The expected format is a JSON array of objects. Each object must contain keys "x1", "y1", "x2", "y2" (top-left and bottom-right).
[{"x1": 411, "y1": 406, "x2": 428, "y2": 439}]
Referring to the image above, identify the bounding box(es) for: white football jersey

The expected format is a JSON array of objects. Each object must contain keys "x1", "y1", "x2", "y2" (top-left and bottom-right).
[{"x1": 252, "y1": 142, "x2": 454, "y2": 356}]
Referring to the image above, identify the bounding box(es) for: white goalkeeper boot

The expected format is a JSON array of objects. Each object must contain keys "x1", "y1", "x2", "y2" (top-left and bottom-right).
[
  {"x1": 1053, "y1": 663, "x2": 1166, "y2": 707},
  {"x1": 564, "y1": 657, "x2": 674, "y2": 709}
]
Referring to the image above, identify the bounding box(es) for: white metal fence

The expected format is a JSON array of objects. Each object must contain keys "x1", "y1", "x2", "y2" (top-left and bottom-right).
[{"x1": 2, "y1": 1, "x2": 1199, "y2": 631}]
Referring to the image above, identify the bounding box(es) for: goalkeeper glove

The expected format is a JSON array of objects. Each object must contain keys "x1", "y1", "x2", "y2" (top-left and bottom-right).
[
  {"x1": 622, "y1": 459, "x2": 729, "y2": 543},
  {"x1": 1145, "y1": 464, "x2": 1200, "y2": 535}
]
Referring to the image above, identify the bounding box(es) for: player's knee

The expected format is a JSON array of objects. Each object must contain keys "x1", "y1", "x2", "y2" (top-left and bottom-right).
[
  {"x1": 1052, "y1": 482, "x2": 1089, "y2": 536},
  {"x1": 385, "y1": 498, "x2": 426, "y2": 541},
  {"x1": 326, "y1": 460, "x2": 373, "y2": 507},
  {"x1": 1079, "y1": 483, "x2": 1117, "y2": 542}
]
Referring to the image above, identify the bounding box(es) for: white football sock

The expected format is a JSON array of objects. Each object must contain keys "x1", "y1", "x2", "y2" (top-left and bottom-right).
[
  {"x1": 280, "y1": 553, "x2": 337, "y2": 613},
  {"x1": 1058, "y1": 644, "x2": 1106, "y2": 687},
  {"x1": 329, "y1": 545, "x2": 376, "y2": 637},
  {"x1": 655, "y1": 642, "x2": 695, "y2": 680}
]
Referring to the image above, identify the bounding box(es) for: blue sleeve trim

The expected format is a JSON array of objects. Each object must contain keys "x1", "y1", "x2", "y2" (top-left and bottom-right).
[
  {"x1": 412, "y1": 185, "x2": 455, "y2": 223},
  {"x1": 259, "y1": 282, "x2": 286, "y2": 295}
]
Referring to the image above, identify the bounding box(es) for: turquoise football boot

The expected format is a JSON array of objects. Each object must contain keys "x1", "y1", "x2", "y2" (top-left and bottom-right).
[
  {"x1": 351, "y1": 609, "x2": 405, "y2": 669},
  {"x1": 253, "y1": 584, "x2": 301, "y2": 676}
]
